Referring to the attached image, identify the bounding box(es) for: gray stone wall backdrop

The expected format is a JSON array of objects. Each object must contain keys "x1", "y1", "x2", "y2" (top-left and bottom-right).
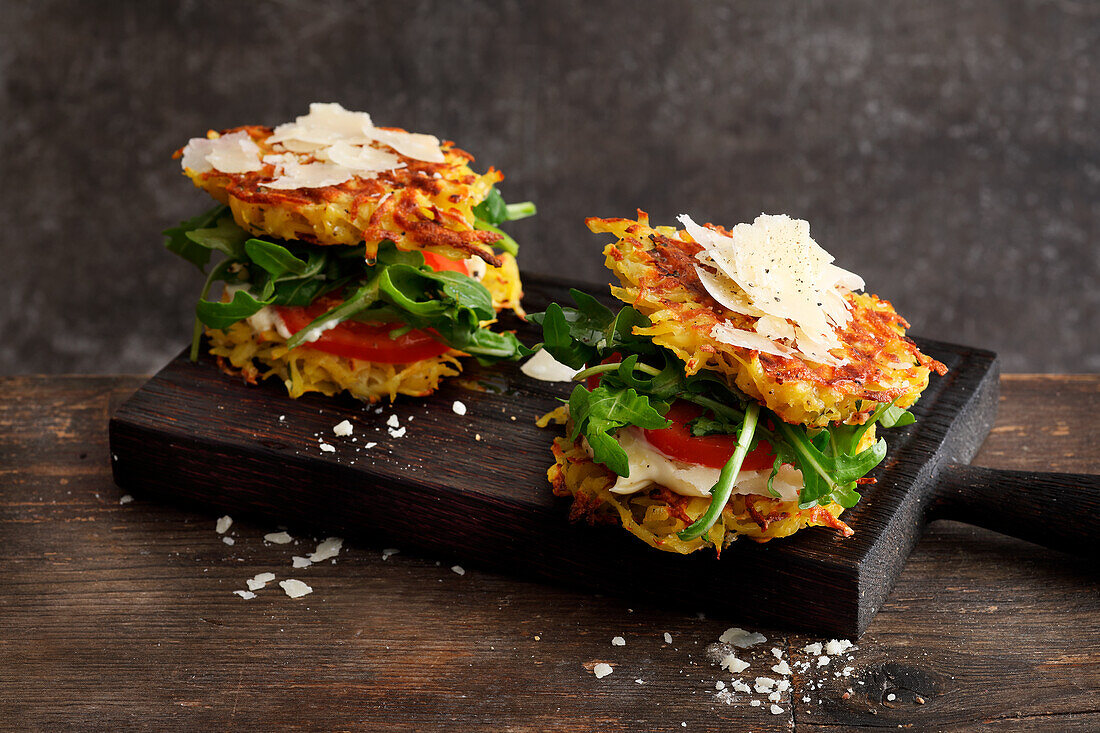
[{"x1": 1, "y1": 0, "x2": 1097, "y2": 375}]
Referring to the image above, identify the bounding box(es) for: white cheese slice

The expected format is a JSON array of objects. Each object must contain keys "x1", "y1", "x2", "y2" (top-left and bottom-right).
[
  {"x1": 602, "y1": 428, "x2": 803, "y2": 502},
  {"x1": 268, "y1": 102, "x2": 374, "y2": 146},
  {"x1": 263, "y1": 160, "x2": 353, "y2": 190},
  {"x1": 365, "y1": 127, "x2": 446, "y2": 163},
  {"x1": 323, "y1": 141, "x2": 405, "y2": 175},
  {"x1": 181, "y1": 131, "x2": 264, "y2": 174},
  {"x1": 520, "y1": 349, "x2": 580, "y2": 382},
  {"x1": 680, "y1": 213, "x2": 863, "y2": 365}
]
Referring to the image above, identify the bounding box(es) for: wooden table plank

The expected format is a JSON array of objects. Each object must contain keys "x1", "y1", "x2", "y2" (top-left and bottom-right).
[{"x1": 0, "y1": 375, "x2": 1097, "y2": 731}]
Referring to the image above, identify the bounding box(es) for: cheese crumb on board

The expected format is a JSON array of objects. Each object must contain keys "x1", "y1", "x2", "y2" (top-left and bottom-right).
[
  {"x1": 386, "y1": 414, "x2": 400, "y2": 428},
  {"x1": 452, "y1": 401, "x2": 467, "y2": 416},
  {"x1": 593, "y1": 663, "x2": 613, "y2": 679},
  {"x1": 233, "y1": 590, "x2": 256, "y2": 600},
  {"x1": 222, "y1": 536, "x2": 235, "y2": 546},
  {"x1": 664, "y1": 632, "x2": 673, "y2": 644},
  {"x1": 292, "y1": 556, "x2": 312, "y2": 568},
  {"x1": 382, "y1": 548, "x2": 400, "y2": 560},
  {"x1": 770, "y1": 704, "x2": 784, "y2": 715},
  {"x1": 754, "y1": 677, "x2": 776, "y2": 693},
  {"x1": 119, "y1": 494, "x2": 133, "y2": 505},
  {"x1": 719, "y1": 627, "x2": 767, "y2": 648},
  {"x1": 772, "y1": 661, "x2": 793, "y2": 676},
  {"x1": 825, "y1": 639, "x2": 855, "y2": 655},
  {"x1": 721, "y1": 654, "x2": 750, "y2": 674},
  {"x1": 451, "y1": 565, "x2": 466, "y2": 576},
  {"x1": 246, "y1": 572, "x2": 276, "y2": 591},
  {"x1": 308, "y1": 537, "x2": 343, "y2": 563},
  {"x1": 264, "y1": 531, "x2": 293, "y2": 544},
  {"x1": 332, "y1": 420, "x2": 353, "y2": 436},
  {"x1": 803, "y1": 642, "x2": 823, "y2": 655},
  {"x1": 319, "y1": 442, "x2": 336, "y2": 453},
  {"x1": 388, "y1": 426, "x2": 407, "y2": 438},
  {"x1": 279, "y1": 579, "x2": 313, "y2": 598},
  {"x1": 611, "y1": 636, "x2": 626, "y2": 647},
  {"x1": 215, "y1": 516, "x2": 233, "y2": 534}
]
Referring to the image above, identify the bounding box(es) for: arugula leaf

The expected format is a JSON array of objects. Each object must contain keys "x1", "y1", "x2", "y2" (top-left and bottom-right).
[
  {"x1": 196, "y1": 287, "x2": 274, "y2": 330},
  {"x1": 567, "y1": 384, "x2": 669, "y2": 477},
  {"x1": 244, "y1": 239, "x2": 309, "y2": 278},
  {"x1": 472, "y1": 188, "x2": 508, "y2": 225},
  {"x1": 163, "y1": 205, "x2": 226, "y2": 272},
  {"x1": 185, "y1": 216, "x2": 250, "y2": 260},
  {"x1": 879, "y1": 404, "x2": 916, "y2": 428},
  {"x1": 166, "y1": 210, "x2": 526, "y2": 364}
]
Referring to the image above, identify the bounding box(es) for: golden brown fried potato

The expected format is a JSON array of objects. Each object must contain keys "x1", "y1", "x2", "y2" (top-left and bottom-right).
[{"x1": 591, "y1": 213, "x2": 947, "y2": 427}]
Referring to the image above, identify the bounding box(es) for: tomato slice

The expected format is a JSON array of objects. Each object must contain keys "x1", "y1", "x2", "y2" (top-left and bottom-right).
[
  {"x1": 420, "y1": 250, "x2": 468, "y2": 275},
  {"x1": 274, "y1": 251, "x2": 464, "y2": 364},
  {"x1": 642, "y1": 400, "x2": 777, "y2": 471}
]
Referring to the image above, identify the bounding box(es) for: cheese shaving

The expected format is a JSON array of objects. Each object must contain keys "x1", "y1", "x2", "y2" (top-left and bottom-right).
[
  {"x1": 183, "y1": 102, "x2": 448, "y2": 189},
  {"x1": 182, "y1": 131, "x2": 263, "y2": 175},
  {"x1": 679, "y1": 214, "x2": 864, "y2": 365}
]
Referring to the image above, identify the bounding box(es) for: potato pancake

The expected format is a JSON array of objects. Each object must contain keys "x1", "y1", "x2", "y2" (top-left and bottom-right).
[
  {"x1": 590, "y1": 213, "x2": 946, "y2": 427},
  {"x1": 179, "y1": 125, "x2": 508, "y2": 267}
]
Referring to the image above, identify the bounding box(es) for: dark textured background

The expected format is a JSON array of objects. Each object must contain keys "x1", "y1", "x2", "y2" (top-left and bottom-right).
[{"x1": 1, "y1": 0, "x2": 1097, "y2": 374}]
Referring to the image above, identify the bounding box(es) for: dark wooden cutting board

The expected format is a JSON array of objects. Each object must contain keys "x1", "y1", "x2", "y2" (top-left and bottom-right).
[{"x1": 109, "y1": 275, "x2": 1100, "y2": 637}]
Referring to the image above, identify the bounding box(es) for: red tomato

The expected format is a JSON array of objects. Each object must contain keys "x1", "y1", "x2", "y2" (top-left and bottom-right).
[
  {"x1": 642, "y1": 400, "x2": 777, "y2": 471},
  {"x1": 276, "y1": 302, "x2": 450, "y2": 363},
  {"x1": 586, "y1": 354, "x2": 622, "y2": 390},
  {"x1": 420, "y1": 250, "x2": 468, "y2": 274},
  {"x1": 275, "y1": 251, "x2": 462, "y2": 364}
]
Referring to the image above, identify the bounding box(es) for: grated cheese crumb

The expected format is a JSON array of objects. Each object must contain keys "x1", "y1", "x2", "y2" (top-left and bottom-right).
[
  {"x1": 719, "y1": 627, "x2": 767, "y2": 648},
  {"x1": 333, "y1": 420, "x2": 353, "y2": 436},
  {"x1": 635, "y1": 679, "x2": 645, "y2": 685},
  {"x1": 732, "y1": 680, "x2": 752, "y2": 693},
  {"x1": 119, "y1": 494, "x2": 133, "y2": 505},
  {"x1": 388, "y1": 426, "x2": 407, "y2": 438},
  {"x1": 246, "y1": 572, "x2": 276, "y2": 591},
  {"x1": 382, "y1": 548, "x2": 400, "y2": 560},
  {"x1": 772, "y1": 661, "x2": 792, "y2": 676},
  {"x1": 721, "y1": 654, "x2": 750, "y2": 674},
  {"x1": 818, "y1": 656, "x2": 831, "y2": 667},
  {"x1": 771, "y1": 647, "x2": 783, "y2": 660},
  {"x1": 887, "y1": 693, "x2": 896, "y2": 701},
  {"x1": 750, "y1": 700, "x2": 761, "y2": 707},
  {"x1": 216, "y1": 516, "x2": 233, "y2": 534},
  {"x1": 233, "y1": 590, "x2": 256, "y2": 600},
  {"x1": 715, "y1": 680, "x2": 726, "y2": 691},
  {"x1": 308, "y1": 537, "x2": 343, "y2": 563},
  {"x1": 319, "y1": 442, "x2": 336, "y2": 453},
  {"x1": 803, "y1": 642, "x2": 823, "y2": 655},
  {"x1": 611, "y1": 636, "x2": 626, "y2": 647},
  {"x1": 452, "y1": 401, "x2": 467, "y2": 416},
  {"x1": 222, "y1": 536, "x2": 235, "y2": 546},
  {"x1": 754, "y1": 677, "x2": 776, "y2": 693},
  {"x1": 593, "y1": 663, "x2": 613, "y2": 679},
  {"x1": 825, "y1": 639, "x2": 855, "y2": 656},
  {"x1": 264, "y1": 531, "x2": 293, "y2": 544},
  {"x1": 386, "y1": 414, "x2": 400, "y2": 428},
  {"x1": 292, "y1": 556, "x2": 312, "y2": 568},
  {"x1": 770, "y1": 704, "x2": 783, "y2": 715},
  {"x1": 279, "y1": 579, "x2": 313, "y2": 598},
  {"x1": 451, "y1": 565, "x2": 465, "y2": 576},
  {"x1": 664, "y1": 632, "x2": 673, "y2": 644}
]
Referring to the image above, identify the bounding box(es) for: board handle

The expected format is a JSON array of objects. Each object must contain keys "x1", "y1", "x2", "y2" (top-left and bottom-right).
[{"x1": 930, "y1": 464, "x2": 1100, "y2": 558}]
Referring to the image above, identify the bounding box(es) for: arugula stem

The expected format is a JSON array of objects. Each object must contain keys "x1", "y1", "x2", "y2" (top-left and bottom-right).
[
  {"x1": 775, "y1": 421, "x2": 837, "y2": 493},
  {"x1": 678, "y1": 402, "x2": 760, "y2": 541},
  {"x1": 189, "y1": 260, "x2": 234, "y2": 362},
  {"x1": 473, "y1": 219, "x2": 520, "y2": 256},
  {"x1": 572, "y1": 361, "x2": 660, "y2": 383},
  {"x1": 504, "y1": 201, "x2": 537, "y2": 221}
]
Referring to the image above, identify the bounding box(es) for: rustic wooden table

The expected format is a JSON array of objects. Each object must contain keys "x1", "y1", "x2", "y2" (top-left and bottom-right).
[{"x1": 1, "y1": 375, "x2": 1097, "y2": 731}]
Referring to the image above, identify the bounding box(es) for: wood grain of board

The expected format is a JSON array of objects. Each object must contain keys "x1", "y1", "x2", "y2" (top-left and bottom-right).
[{"x1": 0, "y1": 375, "x2": 1097, "y2": 731}]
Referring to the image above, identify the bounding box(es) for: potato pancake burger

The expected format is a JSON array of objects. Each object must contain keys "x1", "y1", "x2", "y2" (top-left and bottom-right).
[
  {"x1": 531, "y1": 211, "x2": 946, "y2": 554},
  {"x1": 165, "y1": 103, "x2": 534, "y2": 402}
]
